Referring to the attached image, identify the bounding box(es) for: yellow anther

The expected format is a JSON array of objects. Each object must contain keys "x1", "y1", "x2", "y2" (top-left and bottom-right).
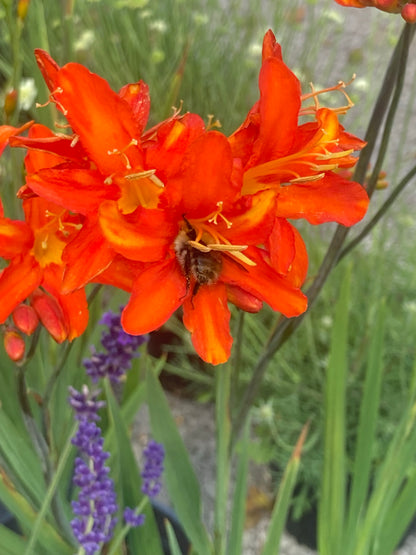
[{"x1": 289, "y1": 173, "x2": 325, "y2": 184}]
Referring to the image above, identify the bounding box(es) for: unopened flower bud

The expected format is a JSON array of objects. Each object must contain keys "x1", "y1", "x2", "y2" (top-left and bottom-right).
[
  {"x1": 402, "y1": 2, "x2": 416, "y2": 22},
  {"x1": 12, "y1": 304, "x2": 39, "y2": 335},
  {"x1": 226, "y1": 284, "x2": 263, "y2": 313},
  {"x1": 17, "y1": 0, "x2": 30, "y2": 21},
  {"x1": 4, "y1": 330, "x2": 25, "y2": 362},
  {"x1": 4, "y1": 90, "x2": 18, "y2": 118},
  {"x1": 31, "y1": 290, "x2": 68, "y2": 343}
]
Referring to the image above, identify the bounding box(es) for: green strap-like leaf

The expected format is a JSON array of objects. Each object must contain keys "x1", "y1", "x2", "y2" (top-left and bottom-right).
[
  {"x1": 104, "y1": 380, "x2": 164, "y2": 555},
  {"x1": 146, "y1": 367, "x2": 212, "y2": 555}
]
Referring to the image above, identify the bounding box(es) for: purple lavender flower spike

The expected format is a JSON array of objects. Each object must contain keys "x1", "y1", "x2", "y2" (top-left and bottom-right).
[
  {"x1": 141, "y1": 440, "x2": 165, "y2": 498},
  {"x1": 84, "y1": 308, "x2": 147, "y2": 383},
  {"x1": 123, "y1": 507, "x2": 145, "y2": 527},
  {"x1": 69, "y1": 386, "x2": 118, "y2": 554}
]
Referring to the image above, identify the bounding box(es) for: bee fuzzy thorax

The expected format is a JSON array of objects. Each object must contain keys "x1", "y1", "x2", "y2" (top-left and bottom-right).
[{"x1": 174, "y1": 229, "x2": 223, "y2": 290}]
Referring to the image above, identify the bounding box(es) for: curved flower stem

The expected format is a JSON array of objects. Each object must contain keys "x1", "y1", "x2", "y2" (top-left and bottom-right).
[
  {"x1": 363, "y1": 23, "x2": 416, "y2": 199},
  {"x1": 230, "y1": 22, "x2": 415, "y2": 448}
]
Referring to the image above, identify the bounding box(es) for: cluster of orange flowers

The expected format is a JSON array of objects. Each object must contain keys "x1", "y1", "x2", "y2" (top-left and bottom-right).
[
  {"x1": 335, "y1": 0, "x2": 416, "y2": 22},
  {"x1": 0, "y1": 31, "x2": 369, "y2": 364}
]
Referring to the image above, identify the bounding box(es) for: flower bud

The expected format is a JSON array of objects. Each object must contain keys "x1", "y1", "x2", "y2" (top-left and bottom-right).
[
  {"x1": 31, "y1": 290, "x2": 68, "y2": 343},
  {"x1": 4, "y1": 90, "x2": 18, "y2": 119},
  {"x1": 4, "y1": 330, "x2": 25, "y2": 362},
  {"x1": 12, "y1": 304, "x2": 39, "y2": 335},
  {"x1": 402, "y1": 2, "x2": 416, "y2": 22},
  {"x1": 17, "y1": 0, "x2": 30, "y2": 21},
  {"x1": 226, "y1": 284, "x2": 263, "y2": 313}
]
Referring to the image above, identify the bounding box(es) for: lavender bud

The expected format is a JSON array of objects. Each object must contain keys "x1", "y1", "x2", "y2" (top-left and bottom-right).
[{"x1": 141, "y1": 440, "x2": 165, "y2": 498}]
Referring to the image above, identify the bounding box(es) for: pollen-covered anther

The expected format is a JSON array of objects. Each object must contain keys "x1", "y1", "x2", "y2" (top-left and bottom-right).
[
  {"x1": 125, "y1": 169, "x2": 165, "y2": 188},
  {"x1": 70, "y1": 134, "x2": 80, "y2": 148},
  {"x1": 315, "y1": 149, "x2": 354, "y2": 161},
  {"x1": 289, "y1": 172, "x2": 326, "y2": 184},
  {"x1": 187, "y1": 239, "x2": 256, "y2": 266}
]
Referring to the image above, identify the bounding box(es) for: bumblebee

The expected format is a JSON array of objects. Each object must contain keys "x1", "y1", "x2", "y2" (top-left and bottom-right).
[{"x1": 174, "y1": 225, "x2": 222, "y2": 295}]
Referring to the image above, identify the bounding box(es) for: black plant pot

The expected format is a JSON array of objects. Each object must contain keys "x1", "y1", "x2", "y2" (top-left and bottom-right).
[{"x1": 152, "y1": 500, "x2": 190, "y2": 555}]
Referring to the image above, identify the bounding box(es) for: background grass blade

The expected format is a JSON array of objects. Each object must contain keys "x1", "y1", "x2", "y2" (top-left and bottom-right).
[
  {"x1": 104, "y1": 380, "x2": 164, "y2": 555},
  {"x1": 228, "y1": 416, "x2": 251, "y2": 555},
  {"x1": 345, "y1": 300, "x2": 386, "y2": 549},
  {"x1": 318, "y1": 268, "x2": 350, "y2": 555},
  {"x1": 146, "y1": 367, "x2": 212, "y2": 555},
  {"x1": 261, "y1": 423, "x2": 308, "y2": 555}
]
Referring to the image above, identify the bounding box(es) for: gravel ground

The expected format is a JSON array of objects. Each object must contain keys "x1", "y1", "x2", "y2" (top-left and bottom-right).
[{"x1": 133, "y1": 392, "x2": 416, "y2": 554}]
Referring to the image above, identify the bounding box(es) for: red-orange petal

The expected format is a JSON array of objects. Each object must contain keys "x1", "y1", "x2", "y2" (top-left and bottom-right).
[
  {"x1": 34, "y1": 49, "x2": 60, "y2": 92},
  {"x1": 262, "y1": 29, "x2": 283, "y2": 61},
  {"x1": 121, "y1": 258, "x2": 186, "y2": 334},
  {"x1": 118, "y1": 81, "x2": 150, "y2": 135},
  {"x1": 0, "y1": 256, "x2": 43, "y2": 323},
  {"x1": 94, "y1": 256, "x2": 143, "y2": 292},
  {"x1": 164, "y1": 131, "x2": 237, "y2": 217},
  {"x1": 276, "y1": 173, "x2": 369, "y2": 225},
  {"x1": 0, "y1": 121, "x2": 33, "y2": 156},
  {"x1": 0, "y1": 217, "x2": 32, "y2": 258},
  {"x1": 10, "y1": 123, "x2": 88, "y2": 171},
  {"x1": 25, "y1": 169, "x2": 119, "y2": 214},
  {"x1": 221, "y1": 247, "x2": 307, "y2": 317},
  {"x1": 250, "y1": 56, "x2": 301, "y2": 165},
  {"x1": 54, "y1": 63, "x2": 143, "y2": 175},
  {"x1": 223, "y1": 190, "x2": 276, "y2": 245},
  {"x1": 61, "y1": 218, "x2": 115, "y2": 293},
  {"x1": 268, "y1": 217, "x2": 296, "y2": 276},
  {"x1": 41, "y1": 265, "x2": 89, "y2": 341},
  {"x1": 99, "y1": 200, "x2": 175, "y2": 262},
  {"x1": 183, "y1": 282, "x2": 232, "y2": 365}
]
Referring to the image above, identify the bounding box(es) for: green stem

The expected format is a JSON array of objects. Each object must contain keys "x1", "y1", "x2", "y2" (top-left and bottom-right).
[
  {"x1": 214, "y1": 364, "x2": 232, "y2": 555},
  {"x1": 340, "y1": 163, "x2": 416, "y2": 261},
  {"x1": 231, "y1": 21, "x2": 414, "y2": 446},
  {"x1": 107, "y1": 497, "x2": 149, "y2": 555},
  {"x1": 24, "y1": 421, "x2": 78, "y2": 555},
  {"x1": 16, "y1": 362, "x2": 74, "y2": 544},
  {"x1": 364, "y1": 23, "x2": 416, "y2": 198}
]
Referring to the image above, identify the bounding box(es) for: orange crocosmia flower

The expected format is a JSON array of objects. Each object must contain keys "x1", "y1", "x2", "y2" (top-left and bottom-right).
[
  {"x1": 0, "y1": 197, "x2": 88, "y2": 341},
  {"x1": 334, "y1": 0, "x2": 416, "y2": 21},
  {"x1": 24, "y1": 50, "x2": 163, "y2": 213},
  {"x1": 229, "y1": 29, "x2": 369, "y2": 227},
  {"x1": 99, "y1": 128, "x2": 307, "y2": 364}
]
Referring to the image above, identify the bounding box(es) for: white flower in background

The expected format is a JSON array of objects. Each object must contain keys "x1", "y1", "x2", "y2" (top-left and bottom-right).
[
  {"x1": 74, "y1": 29, "x2": 95, "y2": 52},
  {"x1": 148, "y1": 19, "x2": 168, "y2": 33},
  {"x1": 18, "y1": 78, "x2": 37, "y2": 111},
  {"x1": 321, "y1": 315, "x2": 333, "y2": 328},
  {"x1": 353, "y1": 77, "x2": 369, "y2": 92},
  {"x1": 322, "y1": 9, "x2": 344, "y2": 24},
  {"x1": 247, "y1": 41, "x2": 262, "y2": 58}
]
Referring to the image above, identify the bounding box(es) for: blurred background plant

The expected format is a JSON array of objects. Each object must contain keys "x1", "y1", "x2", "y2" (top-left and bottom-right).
[{"x1": 1, "y1": 0, "x2": 416, "y2": 553}]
